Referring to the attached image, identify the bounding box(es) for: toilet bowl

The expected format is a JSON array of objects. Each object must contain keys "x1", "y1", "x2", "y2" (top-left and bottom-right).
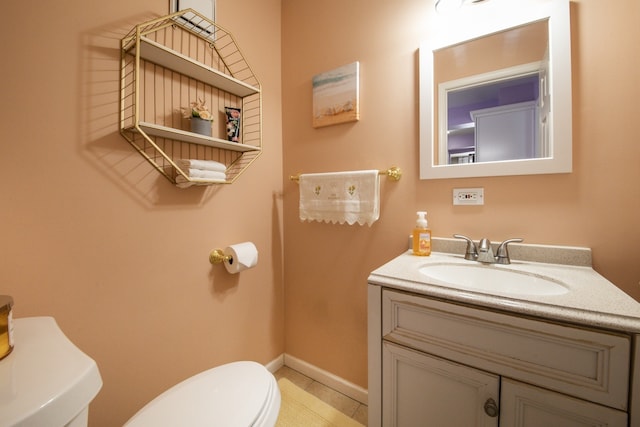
[{"x1": 125, "y1": 360, "x2": 281, "y2": 427}]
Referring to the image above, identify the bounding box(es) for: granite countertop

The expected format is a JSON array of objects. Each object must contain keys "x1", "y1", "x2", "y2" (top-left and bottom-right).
[{"x1": 368, "y1": 239, "x2": 640, "y2": 334}]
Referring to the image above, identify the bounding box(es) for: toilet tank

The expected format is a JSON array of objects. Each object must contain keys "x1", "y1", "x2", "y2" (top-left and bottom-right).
[{"x1": 0, "y1": 317, "x2": 103, "y2": 426}]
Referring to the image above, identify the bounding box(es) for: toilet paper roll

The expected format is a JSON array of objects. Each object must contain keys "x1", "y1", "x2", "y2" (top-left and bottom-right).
[{"x1": 223, "y1": 242, "x2": 259, "y2": 274}]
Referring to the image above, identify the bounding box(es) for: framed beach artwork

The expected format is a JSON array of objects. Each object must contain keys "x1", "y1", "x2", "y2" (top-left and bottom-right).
[{"x1": 312, "y1": 62, "x2": 360, "y2": 128}]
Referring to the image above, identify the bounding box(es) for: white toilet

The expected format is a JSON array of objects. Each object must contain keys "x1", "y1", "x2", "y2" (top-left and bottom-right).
[
  {"x1": 0, "y1": 317, "x2": 103, "y2": 427},
  {"x1": 124, "y1": 360, "x2": 281, "y2": 427},
  {"x1": 0, "y1": 317, "x2": 280, "y2": 426}
]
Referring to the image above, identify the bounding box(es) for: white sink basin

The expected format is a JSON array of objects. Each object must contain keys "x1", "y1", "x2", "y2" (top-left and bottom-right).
[{"x1": 418, "y1": 263, "x2": 569, "y2": 296}]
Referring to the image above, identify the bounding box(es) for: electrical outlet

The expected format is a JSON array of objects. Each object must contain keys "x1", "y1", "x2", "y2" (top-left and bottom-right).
[{"x1": 453, "y1": 188, "x2": 484, "y2": 205}]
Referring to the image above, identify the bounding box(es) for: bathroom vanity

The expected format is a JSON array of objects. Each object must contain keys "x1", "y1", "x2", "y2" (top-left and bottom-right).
[{"x1": 367, "y1": 240, "x2": 640, "y2": 426}]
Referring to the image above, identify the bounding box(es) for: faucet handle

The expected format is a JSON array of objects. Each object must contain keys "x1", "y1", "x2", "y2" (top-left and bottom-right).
[
  {"x1": 453, "y1": 234, "x2": 478, "y2": 261},
  {"x1": 495, "y1": 238, "x2": 524, "y2": 265}
]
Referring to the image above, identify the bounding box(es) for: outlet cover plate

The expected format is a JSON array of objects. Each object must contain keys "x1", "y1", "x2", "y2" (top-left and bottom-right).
[{"x1": 453, "y1": 188, "x2": 484, "y2": 205}]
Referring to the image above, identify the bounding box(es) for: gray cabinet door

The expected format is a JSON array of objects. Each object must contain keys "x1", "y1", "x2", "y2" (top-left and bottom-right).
[{"x1": 383, "y1": 341, "x2": 499, "y2": 427}]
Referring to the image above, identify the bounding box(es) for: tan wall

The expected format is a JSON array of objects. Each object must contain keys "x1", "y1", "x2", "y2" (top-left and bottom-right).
[
  {"x1": 1, "y1": 0, "x2": 638, "y2": 423},
  {"x1": 0, "y1": 0, "x2": 283, "y2": 426},
  {"x1": 282, "y1": 0, "x2": 640, "y2": 391}
]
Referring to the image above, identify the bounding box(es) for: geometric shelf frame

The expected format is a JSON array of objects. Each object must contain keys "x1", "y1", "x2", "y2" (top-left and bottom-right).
[{"x1": 120, "y1": 9, "x2": 262, "y2": 185}]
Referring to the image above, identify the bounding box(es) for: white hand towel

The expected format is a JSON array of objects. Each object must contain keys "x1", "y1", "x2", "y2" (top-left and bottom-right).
[
  {"x1": 299, "y1": 170, "x2": 380, "y2": 226},
  {"x1": 176, "y1": 159, "x2": 226, "y2": 173}
]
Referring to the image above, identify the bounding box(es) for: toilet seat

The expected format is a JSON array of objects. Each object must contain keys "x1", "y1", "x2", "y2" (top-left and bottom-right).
[{"x1": 124, "y1": 361, "x2": 280, "y2": 427}]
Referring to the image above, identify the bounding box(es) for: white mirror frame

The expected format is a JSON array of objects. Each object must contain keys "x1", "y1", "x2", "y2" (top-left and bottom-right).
[{"x1": 419, "y1": 0, "x2": 572, "y2": 179}]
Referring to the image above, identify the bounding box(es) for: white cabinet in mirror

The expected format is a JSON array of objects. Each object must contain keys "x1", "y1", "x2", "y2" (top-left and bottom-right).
[{"x1": 419, "y1": 0, "x2": 572, "y2": 179}]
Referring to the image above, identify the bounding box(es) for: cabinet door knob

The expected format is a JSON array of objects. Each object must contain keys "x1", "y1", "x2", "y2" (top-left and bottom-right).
[{"x1": 484, "y1": 398, "x2": 499, "y2": 417}]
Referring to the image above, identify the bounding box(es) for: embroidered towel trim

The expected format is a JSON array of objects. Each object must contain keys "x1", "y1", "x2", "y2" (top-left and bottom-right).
[{"x1": 299, "y1": 170, "x2": 380, "y2": 226}]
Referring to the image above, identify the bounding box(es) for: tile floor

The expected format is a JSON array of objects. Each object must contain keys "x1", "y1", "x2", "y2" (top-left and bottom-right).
[{"x1": 274, "y1": 366, "x2": 368, "y2": 426}]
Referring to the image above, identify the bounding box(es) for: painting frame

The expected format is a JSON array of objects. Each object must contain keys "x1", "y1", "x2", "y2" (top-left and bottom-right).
[{"x1": 312, "y1": 62, "x2": 360, "y2": 128}]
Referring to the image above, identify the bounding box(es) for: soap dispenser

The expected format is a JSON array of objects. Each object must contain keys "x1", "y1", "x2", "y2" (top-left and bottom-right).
[{"x1": 412, "y1": 211, "x2": 431, "y2": 256}]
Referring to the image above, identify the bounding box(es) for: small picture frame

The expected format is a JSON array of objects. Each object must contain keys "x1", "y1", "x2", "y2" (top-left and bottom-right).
[
  {"x1": 170, "y1": 0, "x2": 216, "y2": 21},
  {"x1": 225, "y1": 107, "x2": 241, "y2": 142},
  {"x1": 312, "y1": 62, "x2": 360, "y2": 128}
]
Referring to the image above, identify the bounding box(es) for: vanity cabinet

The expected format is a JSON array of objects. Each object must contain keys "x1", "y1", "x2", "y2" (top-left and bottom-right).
[
  {"x1": 119, "y1": 9, "x2": 262, "y2": 185},
  {"x1": 369, "y1": 287, "x2": 632, "y2": 427}
]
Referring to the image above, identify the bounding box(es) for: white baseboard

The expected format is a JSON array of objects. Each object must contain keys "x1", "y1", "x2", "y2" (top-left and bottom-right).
[
  {"x1": 265, "y1": 354, "x2": 285, "y2": 373},
  {"x1": 283, "y1": 354, "x2": 368, "y2": 405}
]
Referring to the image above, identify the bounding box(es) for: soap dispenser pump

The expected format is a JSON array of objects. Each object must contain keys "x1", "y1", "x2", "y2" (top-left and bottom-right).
[{"x1": 412, "y1": 211, "x2": 431, "y2": 256}]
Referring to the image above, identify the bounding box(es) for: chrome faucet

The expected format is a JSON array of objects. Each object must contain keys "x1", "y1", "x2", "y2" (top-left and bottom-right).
[
  {"x1": 454, "y1": 235, "x2": 523, "y2": 265},
  {"x1": 477, "y1": 238, "x2": 495, "y2": 263}
]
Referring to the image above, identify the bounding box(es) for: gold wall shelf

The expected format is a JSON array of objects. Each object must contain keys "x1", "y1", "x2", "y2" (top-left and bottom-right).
[
  {"x1": 130, "y1": 122, "x2": 260, "y2": 152},
  {"x1": 126, "y1": 37, "x2": 259, "y2": 98},
  {"x1": 120, "y1": 9, "x2": 262, "y2": 185}
]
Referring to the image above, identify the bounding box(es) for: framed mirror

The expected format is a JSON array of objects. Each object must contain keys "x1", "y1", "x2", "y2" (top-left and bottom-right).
[{"x1": 419, "y1": 0, "x2": 572, "y2": 179}]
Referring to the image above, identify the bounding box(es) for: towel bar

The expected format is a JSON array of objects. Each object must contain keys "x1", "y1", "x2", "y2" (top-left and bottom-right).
[{"x1": 289, "y1": 166, "x2": 401, "y2": 183}]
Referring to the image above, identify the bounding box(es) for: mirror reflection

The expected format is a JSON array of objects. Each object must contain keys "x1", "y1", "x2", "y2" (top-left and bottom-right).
[
  {"x1": 419, "y1": 0, "x2": 572, "y2": 179},
  {"x1": 435, "y1": 20, "x2": 548, "y2": 165}
]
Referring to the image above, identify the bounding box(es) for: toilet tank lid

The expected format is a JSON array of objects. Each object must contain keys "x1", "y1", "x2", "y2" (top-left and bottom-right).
[
  {"x1": 0, "y1": 317, "x2": 103, "y2": 426},
  {"x1": 125, "y1": 360, "x2": 277, "y2": 427}
]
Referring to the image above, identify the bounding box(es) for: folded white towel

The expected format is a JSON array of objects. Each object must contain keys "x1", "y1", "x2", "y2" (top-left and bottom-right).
[
  {"x1": 299, "y1": 170, "x2": 380, "y2": 226},
  {"x1": 175, "y1": 173, "x2": 227, "y2": 188},
  {"x1": 176, "y1": 159, "x2": 226, "y2": 173},
  {"x1": 181, "y1": 169, "x2": 227, "y2": 180}
]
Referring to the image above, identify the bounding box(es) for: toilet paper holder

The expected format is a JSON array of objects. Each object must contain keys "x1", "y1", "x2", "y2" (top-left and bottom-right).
[
  {"x1": 209, "y1": 249, "x2": 232, "y2": 265},
  {"x1": 209, "y1": 242, "x2": 258, "y2": 274}
]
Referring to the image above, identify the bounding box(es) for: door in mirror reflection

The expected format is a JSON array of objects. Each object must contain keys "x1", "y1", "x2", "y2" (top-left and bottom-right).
[{"x1": 446, "y1": 73, "x2": 544, "y2": 164}]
